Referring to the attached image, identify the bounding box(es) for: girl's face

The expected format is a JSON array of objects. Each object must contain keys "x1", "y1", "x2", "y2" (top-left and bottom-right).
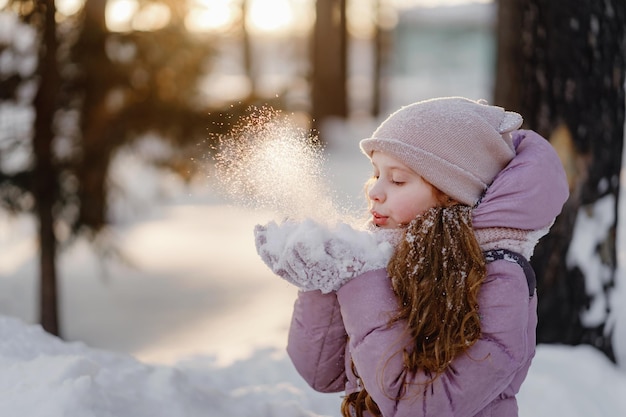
[{"x1": 367, "y1": 151, "x2": 440, "y2": 229}]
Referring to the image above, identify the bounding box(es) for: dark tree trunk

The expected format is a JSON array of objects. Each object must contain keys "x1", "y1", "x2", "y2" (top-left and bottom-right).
[
  {"x1": 493, "y1": 0, "x2": 523, "y2": 112},
  {"x1": 495, "y1": 0, "x2": 626, "y2": 361},
  {"x1": 32, "y1": 0, "x2": 60, "y2": 336},
  {"x1": 241, "y1": 0, "x2": 256, "y2": 96},
  {"x1": 372, "y1": 0, "x2": 383, "y2": 117},
  {"x1": 311, "y1": 0, "x2": 348, "y2": 130},
  {"x1": 76, "y1": 0, "x2": 112, "y2": 231}
]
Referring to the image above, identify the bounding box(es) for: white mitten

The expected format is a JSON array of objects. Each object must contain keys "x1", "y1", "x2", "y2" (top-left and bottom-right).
[
  {"x1": 254, "y1": 220, "x2": 326, "y2": 291},
  {"x1": 254, "y1": 219, "x2": 400, "y2": 293}
]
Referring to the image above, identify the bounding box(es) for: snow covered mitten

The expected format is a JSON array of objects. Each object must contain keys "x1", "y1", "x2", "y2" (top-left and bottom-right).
[
  {"x1": 254, "y1": 219, "x2": 400, "y2": 293},
  {"x1": 254, "y1": 220, "x2": 318, "y2": 290}
]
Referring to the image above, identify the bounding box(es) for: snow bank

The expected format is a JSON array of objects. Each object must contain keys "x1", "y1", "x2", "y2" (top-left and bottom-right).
[{"x1": 1, "y1": 315, "x2": 624, "y2": 417}]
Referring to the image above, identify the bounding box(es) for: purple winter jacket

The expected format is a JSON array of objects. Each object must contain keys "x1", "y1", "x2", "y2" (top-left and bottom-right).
[{"x1": 286, "y1": 130, "x2": 569, "y2": 417}]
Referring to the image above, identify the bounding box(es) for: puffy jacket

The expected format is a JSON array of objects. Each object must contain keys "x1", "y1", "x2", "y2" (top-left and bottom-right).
[{"x1": 286, "y1": 130, "x2": 569, "y2": 417}]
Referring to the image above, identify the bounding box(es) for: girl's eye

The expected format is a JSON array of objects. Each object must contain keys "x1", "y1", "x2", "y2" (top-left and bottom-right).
[{"x1": 391, "y1": 179, "x2": 404, "y2": 185}]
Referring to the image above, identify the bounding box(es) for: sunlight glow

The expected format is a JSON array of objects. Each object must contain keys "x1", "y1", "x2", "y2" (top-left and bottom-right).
[
  {"x1": 186, "y1": 0, "x2": 238, "y2": 33},
  {"x1": 132, "y1": 2, "x2": 170, "y2": 32},
  {"x1": 392, "y1": 0, "x2": 493, "y2": 9},
  {"x1": 106, "y1": 0, "x2": 138, "y2": 32},
  {"x1": 55, "y1": 0, "x2": 84, "y2": 16},
  {"x1": 106, "y1": 0, "x2": 170, "y2": 33},
  {"x1": 186, "y1": 0, "x2": 298, "y2": 35},
  {"x1": 247, "y1": 0, "x2": 294, "y2": 35}
]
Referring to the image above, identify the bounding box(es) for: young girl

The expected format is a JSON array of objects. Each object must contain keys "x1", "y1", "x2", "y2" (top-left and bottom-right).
[{"x1": 254, "y1": 97, "x2": 569, "y2": 417}]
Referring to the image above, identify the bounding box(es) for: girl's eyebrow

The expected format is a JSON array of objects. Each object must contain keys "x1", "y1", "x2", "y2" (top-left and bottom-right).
[
  {"x1": 371, "y1": 156, "x2": 414, "y2": 174},
  {"x1": 372, "y1": 160, "x2": 406, "y2": 170},
  {"x1": 376, "y1": 164, "x2": 413, "y2": 174}
]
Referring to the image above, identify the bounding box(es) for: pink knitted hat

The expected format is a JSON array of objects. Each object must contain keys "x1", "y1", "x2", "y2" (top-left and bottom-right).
[{"x1": 360, "y1": 97, "x2": 523, "y2": 206}]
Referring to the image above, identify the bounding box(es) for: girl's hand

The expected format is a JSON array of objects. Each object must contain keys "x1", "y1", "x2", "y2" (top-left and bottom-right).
[{"x1": 253, "y1": 219, "x2": 399, "y2": 293}]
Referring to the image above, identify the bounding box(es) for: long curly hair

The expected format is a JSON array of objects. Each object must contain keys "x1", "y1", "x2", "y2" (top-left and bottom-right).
[{"x1": 341, "y1": 200, "x2": 486, "y2": 417}]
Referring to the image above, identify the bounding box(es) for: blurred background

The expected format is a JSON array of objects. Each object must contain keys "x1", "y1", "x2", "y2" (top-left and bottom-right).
[{"x1": 0, "y1": 0, "x2": 625, "y2": 370}]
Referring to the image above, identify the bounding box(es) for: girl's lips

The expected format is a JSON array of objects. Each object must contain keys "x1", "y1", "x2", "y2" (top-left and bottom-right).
[{"x1": 372, "y1": 211, "x2": 388, "y2": 226}]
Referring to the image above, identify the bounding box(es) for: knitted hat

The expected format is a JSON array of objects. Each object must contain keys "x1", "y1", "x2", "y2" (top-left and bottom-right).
[{"x1": 360, "y1": 97, "x2": 523, "y2": 206}]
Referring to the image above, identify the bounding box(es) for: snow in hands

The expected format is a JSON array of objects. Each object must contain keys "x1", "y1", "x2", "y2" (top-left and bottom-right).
[{"x1": 254, "y1": 219, "x2": 401, "y2": 293}]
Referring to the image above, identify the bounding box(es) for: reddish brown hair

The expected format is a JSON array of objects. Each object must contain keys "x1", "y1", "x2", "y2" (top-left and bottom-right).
[{"x1": 342, "y1": 199, "x2": 486, "y2": 417}]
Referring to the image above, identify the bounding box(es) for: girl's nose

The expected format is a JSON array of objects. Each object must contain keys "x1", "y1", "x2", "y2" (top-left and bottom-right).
[{"x1": 368, "y1": 180, "x2": 384, "y2": 202}]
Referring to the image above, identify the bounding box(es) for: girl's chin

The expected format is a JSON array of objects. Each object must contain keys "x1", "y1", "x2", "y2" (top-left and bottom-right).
[{"x1": 372, "y1": 219, "x2": 388, "y2": 227}]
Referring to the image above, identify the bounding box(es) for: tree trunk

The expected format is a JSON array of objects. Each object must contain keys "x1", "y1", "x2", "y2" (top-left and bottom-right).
[
  {"x1": 311, "y1": 0, "x2": 348, "y2": 130},
  {"x1": 493, "y1": 0, "x2": 523, "y2": 112},
  {"x1": 76, "y1": 0, "x2": 111, "y2": 231},
  {"x1": 495, "y1": 0, "x2": 626, "y2": 361},
  {"x1": 372, "y1": 0, "x2": 383, "y2": 117},
  {"x1": 32, "y1": 0, "x2": 60, "y2": 336},
  {"x1": 241, "y1": 0, "x2": 256, "y2": 96}
]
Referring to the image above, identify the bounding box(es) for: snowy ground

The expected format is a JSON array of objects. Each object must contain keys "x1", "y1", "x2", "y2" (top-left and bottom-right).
[{"x1": 1, "y1": 1, "x2": 626, "y2": 416}]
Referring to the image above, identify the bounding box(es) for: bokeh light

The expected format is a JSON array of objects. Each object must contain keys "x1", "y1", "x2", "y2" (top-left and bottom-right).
[
  {"x1": 55, "y1": 0, "x2": 84, "y2": 16},
  {"x1": 246, "y1": 0, "x2": 294, "y2": 35},
  {"x1": 186, "y1": 0, "x2": 239, "y2": 33},
  {"x1": 132, "y1": 2, "x2": 170, "y2": 31},
  {"x1": 106, "y1": 0, "x2": 139, "y2": 32}
]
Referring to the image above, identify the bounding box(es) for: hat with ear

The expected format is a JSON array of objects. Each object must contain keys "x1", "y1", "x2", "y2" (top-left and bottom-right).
[{"x1": 360, "y1": 97, "x2": 523, "y2": 206}]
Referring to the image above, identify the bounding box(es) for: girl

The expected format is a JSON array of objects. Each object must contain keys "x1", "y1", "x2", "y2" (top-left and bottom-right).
[{"x1": 254, "y1": 97, "x2": 569, "y2": 417}]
